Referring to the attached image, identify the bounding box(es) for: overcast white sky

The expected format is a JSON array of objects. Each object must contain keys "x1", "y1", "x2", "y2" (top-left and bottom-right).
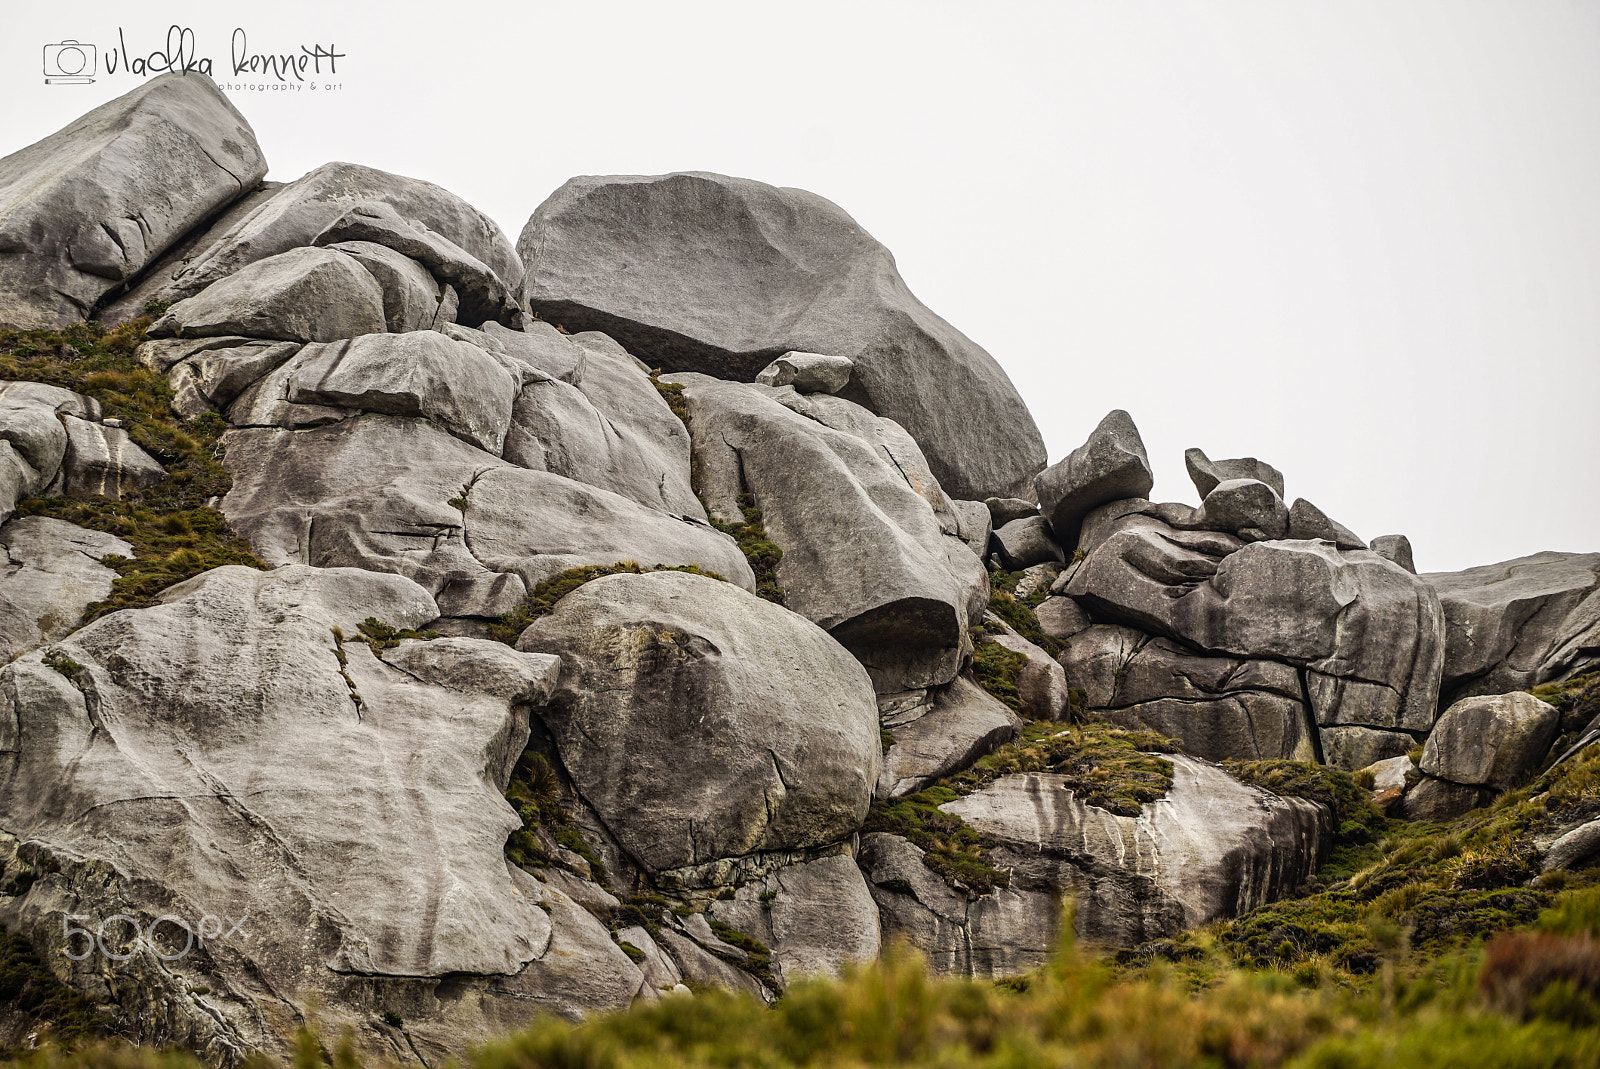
[{"x1": 4, "y1": 1, "x2": 1596, "y2": 573}]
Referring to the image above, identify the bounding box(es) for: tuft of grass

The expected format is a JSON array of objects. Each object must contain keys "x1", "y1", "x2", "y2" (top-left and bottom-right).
[
  {"x1": 1, "y1": 321, "x2": 267, "y2": 620},
  {"x1": 709, "y1": 494, "x2": 784, "y2": 604},
  {"x1": 503, "y1": 749, "x2": 606, "y2": 883},
  {"x1": 355, "y1": 617, "x2": 439, "y2": 658},
  {"x1": 1224, "y1": 760, "x2": 1386, "y2": 847},
  {"x1": 969, "y1": 640, "x2": 1028, "y2": 712},
  {"x1": 984, "y1": 568, "x2": 1061, "y2": 656}
]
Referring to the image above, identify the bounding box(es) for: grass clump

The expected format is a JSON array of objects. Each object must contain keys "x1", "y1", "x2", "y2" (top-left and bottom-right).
[
  {"x1": 865, "y1": 722, "x2": 1180, "y2": 893},
  {"x1": 488, "y1": 561, "x2": 727, "y2": 645},
  {"x1": 0, "y1": 321, "x2": 266, "y2": 619},
  {"x1": 503, "y1": 749, "x2": 606, "y2": 883},
  {"x1": 969, "y1": 641, "x2": 1028, "y2": 712},
  {"x1": 984, "y1": 567, "x2": 1061, "y2": 656},
  {"x1": 0, "y1": 926, "x2": 114, "y2": 1053},
  {"x1": 354, "y1": 617, "x2": 439, "y2": 657},
  {"x1": 709, "y1": 494, "x2": 784, "y2": 604},
  {"x1": 1225, "y1": 760, "x2": 1387, "y2": 846}
]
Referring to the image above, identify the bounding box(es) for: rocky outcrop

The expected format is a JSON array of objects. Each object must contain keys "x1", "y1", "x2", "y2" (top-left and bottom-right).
[
  {"x1": 1424, "y1": 552, "x2": 1600, "y2": 705},
  {"x1": 515, "y1": 570, "x2": 881, "y2": 875},
  {"x1": 0, "y1": 382, "x2": 164, "y2": 519},
  {"x1": 1061, "y1": 508, "x2": 1445, "y2": 763},
  {"x1": 150, "y1": 246, "x2": 387, "y2": 343},
  {"x1": 877, "y1": 677, "x2": 1022, "y2": 798},
  {"x1": 0, "y1": 565, "x2": 651, "y2": 1062},
  {"x1": 706, "y1": 854, "x2": 881, "y2": 984},
  {"x1": 754, "y1": 352, "x2": 854, "y2": 394},
  {"x1": 516, "y1": 171, "x2": 1045, "y2": 500},
  {"x1": 0, "y1": 73, "x2": 267, "y2": 329},
  {"x1": 872, "y1": 756, "x2": 1328, "y2": 953},
  {"x1": 668, "y1": 372, "x2": 986, "y2": 691},
  {"x1": 220, "y1": 415, "x2": 753, "y2": 615},
  {"x1": 1034, "y1": 410, "x2": 1153, "y2": 549},
  {"x1": 113, "y1": 161, "x2": 522, "y2": 328},
  {"x1": 0, "y1": 517, "x2": 130, "y2": 661}
]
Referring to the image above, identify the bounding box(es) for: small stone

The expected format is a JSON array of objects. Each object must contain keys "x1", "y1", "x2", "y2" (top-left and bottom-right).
[
  {"x1": 753, "y1": 352, "x2": 854, "y2": 394},
  {"x1": 1184, "y1": 448, "x2": 1285, "y2": 499},
  {"x1": 1371, "y1": 535, "x2": 1416, "y2": 574}
]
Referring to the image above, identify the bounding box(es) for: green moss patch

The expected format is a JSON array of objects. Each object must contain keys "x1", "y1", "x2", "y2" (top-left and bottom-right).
[
  {"x1": 1224, "y1": 760, "x2": 1386, "y2": 846},
  {"x1": 969, "y1": 640, "x2": 1028, "y2": 712},
  {"x1": 984, "y1": 568, "x2": 1061, "y2": 656},
  {"x1": 0, "y1": 320, "x2": 267, "y2": 621},
  {"x1": 709, "y1": 494, "x2": 784, "y2": 604}
]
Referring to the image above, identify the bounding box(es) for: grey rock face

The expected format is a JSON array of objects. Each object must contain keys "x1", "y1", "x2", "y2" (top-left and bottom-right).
[
  {"x1": 162, "y1": 338, "x2": 303, "y2": 418},
  {"x1": 0, "y1": 517, "x2": 131, "y2": 661},
  {"x1": 984, "y1": 497, "x2": 1038, "y2": 527},
  {"x1": 1059, "y1": 624, "x2": 1315, "y2": 762},
  {"x1": 1066, "y1": 512, "x2": 1445, "y2": 735},
  {"x1": 1035, "y1": 595, "x2": 1092, "y2": 641},
  {"x1": 286, "y1": 332, "x2": 517, "y2": 454},
  {"x1": 1542, "y1": 818, "x2": 1600, "y2": 873},
  {"x1": 754, "y1": 352, "x2": 854, "y2": 394},
  {"x1": 0, "y1": 73, "x2": 267, "y2": 329},
  {"x1": 58, "y1": 416, "x2": 167, "y2": 497},
  {"x1": 1399, "y1": 776, "x2": 1492, "y2": 822},
  {"x1": 127, "y1": 161, "x2": 522, "y2": 323},
  {"x1": 1321, "y1": 727, "x2": 1417, "y2": 771},
  {"x1": 706, "y1": 855, "x2": 881, "y2": 984},
  {"x1": 1194, "y1": 478, "x2": 1290, "y2": 541},
  {"x1": 489, "y1": 323, "x2": 703, "y2": 517},
  {"x1": 668, "y1": 372, "x2": 986, "y2": 691},
  {"x1": 312, "y1": 200, "x2": 516, "y2": 327},
  {"x1": 0, "y1": 564, "x2": 640, "y2": 1059},
  {"x1": 1184, "y1": 448, "x2": 1285, "y2": 499},
  {"x1": 516, "y1": 171, "x2": 1045, "y2": 500},
  {"x1": 327, "y1": 240, "x2": 456, "y2": 333},
  {"x1": 860, "y1": 832, "x2": 1057, "y2": 978},
  {"x1": 939, "y1": 757, "x2": 1329, "y2": 948},
  {"x1": 515, "y1": 571, "x2": 881, "y2": 874},
  {"x1": 948, "y1": 500, "x2": 993, "y2": 559},
  {"x1": 1034, "y1": 410, "x2": 1154, "y2": 549},
  {"x1": 151, "y1": 246, "x2": 386, "y2": 343},
  {"x1": 1421, "y1": 692, "x2": 1560, "y2": 790},
  {"x1": 1423, "y1": 552, "x2": 1600, "y2": 705},
  {"x1": 878, "y1": 677, "x2": 1022, "y2": 798},
  {"x1": 1288, "y1": 498, "x2": 1365, "y2": 550},
  {"x1": 221, "y1": 415, "x2": 753, "y2": 612},
  {"x1": 990, "y1": 516, "x2": 1064, "y2": 570},
  {"x1": 982, "y1": 614, "x2": 1071, "y2": 722},
  {"x1": 1370, "y1": 535, "x2": 1416, "y2": 574}
]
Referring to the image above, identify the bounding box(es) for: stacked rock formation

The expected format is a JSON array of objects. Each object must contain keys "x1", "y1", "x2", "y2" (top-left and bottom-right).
[{"x1": 0, "y1": 74, "x2": 1593, "y2": 1064}]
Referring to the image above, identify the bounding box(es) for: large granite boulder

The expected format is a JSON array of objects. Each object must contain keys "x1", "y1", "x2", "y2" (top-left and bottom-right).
[
  {"x1": 1420, "y1": 692, "x2": 1561, "y2": 791},
  {"x1": 0, "y1": 517, "x2": 131, "y2": 661},
  {"x1": 1034, "y1": 410, "x2": 1154, "y2": 549},
  {"x1": 516, "y1": 171, "x2": 1045, "y2": 500},
  {"x1": 1060, "y1": 624, "x2": 1316, "y2": 762},
  {"x1": 705, "y1": 854, "x2": 881, "y2": 984},
  {"x1": 0, "y1": 565, "x2": 649, "y2": 1061},
  {"x1": 150, "y1": 246, "x2": 387, "y2": 343},
  {"x1": 514, "y1": 570, "x2": 882, "y2": 876},
  {"x1": 1065, "y1": 511, "x2": 1445, "y2": 750},
  {"x1": 666, "y1": 372, "x2": 986, "y2": 691},
  {"x1": 113, "y1": 161, "x2": 522, "y2": 327},
  {"x1": 870, "y1": 756, "x2": 1328, "y2": 955},
  {"x1": 220, "y1": 415, "x2": 754, "y2": 616},
  {"x1": 1423, "y1": 552, "x2": 1600, "y2": 706},
  {"x1": 0, "y1": 73, "x2": 267, "y2": 328}
]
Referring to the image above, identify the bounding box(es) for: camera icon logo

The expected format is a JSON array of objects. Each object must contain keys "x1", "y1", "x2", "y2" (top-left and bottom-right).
[{"x1": 44, "y1": 40, "x2": 97, "y2": 84}]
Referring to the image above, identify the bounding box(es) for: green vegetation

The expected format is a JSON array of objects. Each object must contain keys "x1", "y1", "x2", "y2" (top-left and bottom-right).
[
  {"x1": 354, "y1": 617, "x2": 439, "y2": 657},
  {"x1": 865, "y1": 722, "x2": 1180, "y2": 893},
  {"x1": 968, "y1": 641, "x2": 1028, "y2": 712},
  {"x1": 1535, "y1": 669, "x2": 1600, "y2": 747},
  {"x1": 488, "y1": 561, "x2": 728, "y2": 645},
  {"x1": 649, "y1": 371, "x2": 690, "y2": 426},
  {"x1": 0, "y1": 319, "x2": 267, "y2": 620},
  {"x1": 983, "y1": 568, "x2": 1061, "y2": 656},
  {"x1": 709, "y1": 494, "x2": 784, "y2": 604},
  {"x1": 0, "y1": 926, "x2": 112, "y2": 1054},
  {"x1": 1225, "y1": 760, "x2": 1387, "y2": 846},
  {"x1": 503, "y1": 749, "x2": 606, "y2": 883}
]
